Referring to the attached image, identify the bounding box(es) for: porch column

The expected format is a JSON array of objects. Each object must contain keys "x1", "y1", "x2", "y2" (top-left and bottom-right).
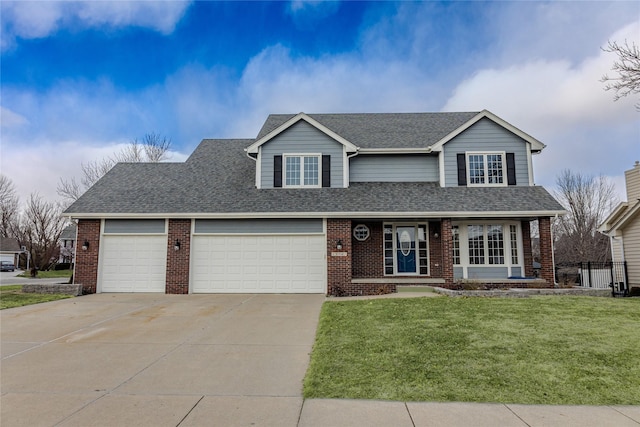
[
  {"x1": 166, "y1": 219, "x2": 191, "y2": 294},
  {"x1": 521, "y1": 220, "x2": 534, "y2": 277},
  {"x1": 441, "y1": 218, "x2": 454, "y2": 287},
  {"x1": 74, "y1": 219, "x2": 100, "y2": 294},
  {"x1": 538, "y1": 217, "x2": 555, "y2": 285},
  {"x1": 326, "y1": 219, "x2": 352, "y2": 296}
]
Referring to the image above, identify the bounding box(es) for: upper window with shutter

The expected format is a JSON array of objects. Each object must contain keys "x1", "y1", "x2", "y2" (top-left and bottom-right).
[
  {"x1": 274, "y1": 154, "x2": 330, "y2": 188},
  {"x1": 457, "y1": 151, "x2": 516, "y2": 187}
]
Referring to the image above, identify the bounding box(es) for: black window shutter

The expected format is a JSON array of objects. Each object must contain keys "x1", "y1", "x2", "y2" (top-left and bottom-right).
[
  {"x1": 506, "y1": 153, "x2": 516, "y2": 186},
  {"x1": 457, "y1": 153, "x2": 467, "y2": 186},
  {"x1": 322, "y1": 155, "x2": 331, "y2": 187},
  {"x1": 274, "y1": 155, "x2": 282, "y2": 188}
]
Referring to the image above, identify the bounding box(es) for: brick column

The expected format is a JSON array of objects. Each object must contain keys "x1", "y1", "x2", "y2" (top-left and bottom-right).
[
  {"x1": 75, "y1": 219, "x2": 100, "y2": 294},
  {"x1": 166, "y1": 219, "x2": 191, "y2": 294},
  {"x1": 327, "y1": 219, "x2": 352, "y2": 296},
  {"x1": 521, "y1": 220, "x2": 534, "y2": 277},
  {"x1": 441, "y1": 218, "x2": 454, "y2": 286},
  {"x1": 538, "y1": 217, "x2": 555, "y2": 285}
]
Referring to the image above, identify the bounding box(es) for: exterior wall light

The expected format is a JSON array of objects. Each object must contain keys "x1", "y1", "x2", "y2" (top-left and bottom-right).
[
  {"x1": 336, "y1": 239, "x2": 343, "y2": 250},
  {"x1": 433, "y1": 232, "x2": 439, "y2": 239},
  {"x1": 82, "y1": 241, "x2": 89, "y2": 251},
  {"x1": 174, "y1": 239, "x2": 181, "y2": 251}
]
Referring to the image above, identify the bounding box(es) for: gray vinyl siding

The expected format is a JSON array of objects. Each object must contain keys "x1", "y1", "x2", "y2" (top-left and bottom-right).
[
  {"x1": 467, "y1": 266, "x2": 509, "y2": 279},
  {"x1": 103, "y1": 219, "x2": 166, "y2": 234},
  {"x1": 443, "y1": 118, "x2": 530, "y2": 187},
  {"x1": 195, "y1": 219, "x2": 324, "y2": 234},
  {"x1": 260, "y1": 121, "x2": 344, "y2": 188},
  {"x1": 454, "y1": 267, "x2": 464, "y2": 280},
  {"x1": 349, "y1": 155, "x2": 439, "y2": 182}
]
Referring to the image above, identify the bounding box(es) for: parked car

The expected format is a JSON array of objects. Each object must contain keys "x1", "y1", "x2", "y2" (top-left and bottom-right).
[{"x1": 1, "y1": 261, "x2": 16, "y2": 272}]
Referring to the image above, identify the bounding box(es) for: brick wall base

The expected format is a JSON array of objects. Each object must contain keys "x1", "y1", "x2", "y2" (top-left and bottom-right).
[{"x1": 75, "y1": 219, "x2": 100, "y2": 294}]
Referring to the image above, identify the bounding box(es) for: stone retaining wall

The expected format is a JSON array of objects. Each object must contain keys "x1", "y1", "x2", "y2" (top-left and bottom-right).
[
  {"x1": 22, "y1": 284, "x2": 82, "y2": 296},
  {"x1": 432, "y1": 287, "x2": 612, "y2": 298}
]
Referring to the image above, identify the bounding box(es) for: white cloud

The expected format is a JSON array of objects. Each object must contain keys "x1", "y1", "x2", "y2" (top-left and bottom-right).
[
  {"x1": 443, "y1": 20, "x2": 640, "y2": 193},
  {"x1": 0, "y1": 106, "x2": 29, "y2": 128},
  {"x1": 1, "y1": 1, "x2": 191, "y2": 51},
  {"x1": 286, "y1": 1, "x2": 340, "y2": 30}
]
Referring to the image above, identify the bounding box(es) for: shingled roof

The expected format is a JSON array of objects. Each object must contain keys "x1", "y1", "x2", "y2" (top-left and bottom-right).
[
  {"x1": 65, "y1": 138, "x2": 564, "y2": 217},
  {"x1": 256, "y1": 112, "x2": 480, "y2": 149}
]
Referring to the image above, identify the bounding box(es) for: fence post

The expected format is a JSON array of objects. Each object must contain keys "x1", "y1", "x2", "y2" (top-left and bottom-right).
[
  {"x1": 623, "y1": 261, "x2": 629, "y2": 296},
  {"x1": 587, "y1": 261, "x2": 592, "y2": 288},
  {"x1": 609, "y1": 261, "x2": 615, "y2": 297}
]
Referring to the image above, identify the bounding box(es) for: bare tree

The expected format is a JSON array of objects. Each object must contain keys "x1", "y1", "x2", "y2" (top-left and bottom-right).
[
  {"x1": 0, "y1": 174, "x2": 20, "y2": 238},
  {"x1": 57, "y1": 134, "x2": 172, "y2": 203},
  {"x1": 552, "y1": 170, "x2": 618, "y2": 264},
  {"x1": 601, "y1": 40, "x2": 640, "y2": 109},
  {"x1": 15, "y1": 194, "x2": 67, "y2": 271}
]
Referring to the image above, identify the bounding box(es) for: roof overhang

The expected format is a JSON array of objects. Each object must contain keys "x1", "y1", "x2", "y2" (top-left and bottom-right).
[
  {"x1": 245, "y1": 112, "x2": 359, "y2": 154},
  {"x1": 64, "y1": 209, "x2": 566, "y2": 220},
  {"x1": 599, "y1": 200, "x2": 640, "y2": 235},
  {"x1": 357, "y1": 148, "x2": 433, "y2": 154},
  {"x1": 428, "y1": 110, "x2": 546, "y2": 153}
]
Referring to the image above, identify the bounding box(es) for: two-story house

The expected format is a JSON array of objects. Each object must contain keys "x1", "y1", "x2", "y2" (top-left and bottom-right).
[{"x1": 64, "y1": 110, "x2": 564, "y2": 295}]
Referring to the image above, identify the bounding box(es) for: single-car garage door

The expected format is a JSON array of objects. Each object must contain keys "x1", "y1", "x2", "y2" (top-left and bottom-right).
[
  {"x1": 191, "y1": 219, "x2": 326, "y2": 293},
  {"x1": 99, "y1": 220, "x2": 167, "y2": 293}
]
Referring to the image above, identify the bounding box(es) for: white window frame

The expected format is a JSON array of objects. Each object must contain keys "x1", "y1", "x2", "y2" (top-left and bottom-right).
[
  {"x1": 466, "y1": 151, "x2": 507, "y2": 187},
  {"x1": 383, "y1": 222, "x2": 429, "y2": 276},
  {"x1": 283, "y1": 153, "x2": 322, "y2": 188},
  {"x1": 452, "y1": 220, "x2": 523, "y2": 278}
]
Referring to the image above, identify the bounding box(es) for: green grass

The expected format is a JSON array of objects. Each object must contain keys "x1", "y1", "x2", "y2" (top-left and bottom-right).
[
  {"x1": 16, "y1": 269, "x2": 73, "y2": 279},
  {"x1": 304, "y1": 296, "x2": 640, "y2": 405},
  {"x1": 0, "y1": 285, "x2": 73, "y2": 310}
]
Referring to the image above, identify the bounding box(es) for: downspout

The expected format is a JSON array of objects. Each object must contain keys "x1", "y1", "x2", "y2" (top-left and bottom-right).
[{"x1": 551, "y1": 214, "x2": 558, "y2": 287}]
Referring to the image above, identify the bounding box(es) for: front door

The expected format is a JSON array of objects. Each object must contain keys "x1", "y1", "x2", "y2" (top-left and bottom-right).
[{"x1": 396, "y1": 226, "x2": 417, "y2": 274}]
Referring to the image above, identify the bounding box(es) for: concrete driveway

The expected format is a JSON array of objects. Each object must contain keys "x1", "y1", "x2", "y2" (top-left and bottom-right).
[{"x1": 1, "y1": 293, "x2": 324, "y2": 426}]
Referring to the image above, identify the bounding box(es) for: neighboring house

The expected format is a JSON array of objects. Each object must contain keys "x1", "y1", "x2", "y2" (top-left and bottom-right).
[
  {"x1": 58, "y1": 224, "x2": 77, "y2": 264},
  {"x1": 599, "y1": 161, "x2": 640, "y2": 294},
  {"x1": 64, "y1": 110, "x2": 564, "y2": 295},
  {"x1": 0, "y1": 237, "x2": 21, "y2": 267}
]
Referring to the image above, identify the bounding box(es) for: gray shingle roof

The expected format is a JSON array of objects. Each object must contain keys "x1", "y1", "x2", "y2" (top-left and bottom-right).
[
  {"x1": 65, "y1": 139, "x2": 564, "y2": 217},
  {"x1": 0, "y1": 237, "x2": 21, "y2": 252},
  {"x1": 256, "y1": 112, "x2": 480, "y2": 149}
]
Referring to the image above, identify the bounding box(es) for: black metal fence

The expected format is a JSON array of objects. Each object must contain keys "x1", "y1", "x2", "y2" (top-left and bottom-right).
[{"x1": 555, "y1": 261, "x2": 629, "y2": 297}]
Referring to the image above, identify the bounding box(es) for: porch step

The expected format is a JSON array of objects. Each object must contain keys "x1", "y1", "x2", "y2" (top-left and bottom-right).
[{"x1": 397, "y1": 285, "x2": 437, "y2": 293}]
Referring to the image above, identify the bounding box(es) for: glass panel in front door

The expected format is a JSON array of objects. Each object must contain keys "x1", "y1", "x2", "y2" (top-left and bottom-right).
[{"x1": 396, "y1": 226, "x2": 417, "y2": 273}]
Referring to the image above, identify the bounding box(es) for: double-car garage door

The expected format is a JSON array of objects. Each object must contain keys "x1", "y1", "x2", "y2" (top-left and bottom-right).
[{"x1": 98, "y1": 219, "x2": 326, "y2": 294}]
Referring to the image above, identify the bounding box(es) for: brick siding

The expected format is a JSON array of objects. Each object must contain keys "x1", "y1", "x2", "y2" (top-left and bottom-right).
[
  {"x1": 327, "y1": 219, "x2": 352, "y2": 296},
  {"x1": 351, "y1": 222, "x2": 383, "y2": 279},
  {"x1": 538, "y1": 216, "x2": 555, "y2": 284},
  {"x1": 521, "y1": 220, "x2": 534, "y2": 277},
  {"x1": 166, "y1": 219, "x2": 191, "y2": 294},
  {"x1": 74, "y1": 219, "x2": 100, "y2": 294},
  {"x1": 441, "y1": 218, "x2": 454, "y2": 286}
]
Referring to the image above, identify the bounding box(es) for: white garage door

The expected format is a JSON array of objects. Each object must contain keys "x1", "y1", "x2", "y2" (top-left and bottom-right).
[
  {"x1": 191, "y1": 235, "x2": 326, "y2": 293},
  {"x1": 99, "y1": 235, "x2": 167, "y2": 292}
]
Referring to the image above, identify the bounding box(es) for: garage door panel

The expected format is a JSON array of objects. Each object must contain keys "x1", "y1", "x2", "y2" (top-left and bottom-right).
[
  {"x1": 100, "y1": 235, "x2": 166, "y2": 293},
  {"x1": 192, "y1": 234, "x2": 326, "y2": 293}
]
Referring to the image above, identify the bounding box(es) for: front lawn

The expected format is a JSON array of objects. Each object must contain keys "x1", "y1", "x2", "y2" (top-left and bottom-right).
[
  {"x1": 304, "y1": 296, "x2": 640, "y2": 405},
  {"x1": 16, "y1": 269, "x2": 73, "y2": 279},
  {"x1": 0, "y1": 285, "x2": 73, "y2": 310}
]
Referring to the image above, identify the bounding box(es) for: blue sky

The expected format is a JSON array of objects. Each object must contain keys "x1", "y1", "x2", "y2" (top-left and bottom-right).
[{"x1": 1, "y1": 1, "x2": 639, "y2": 203}]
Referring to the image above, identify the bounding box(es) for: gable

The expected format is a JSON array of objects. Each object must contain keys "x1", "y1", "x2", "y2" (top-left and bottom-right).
[
  {"x1": 259, "y1": 121, "x2": 346, "y2": 189},
  {"x1": 442, "y1": 118, "x2": 532, "y2": 187}
]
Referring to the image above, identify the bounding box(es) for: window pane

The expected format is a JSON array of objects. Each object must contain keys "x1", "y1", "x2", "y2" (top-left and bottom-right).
[
  {"x1": 285, "y1": 157, "x2": 300, "y2": 186},
  {"x1": 304, "y1": 156, "x2": 318, "y2": 185},
  {"x1": 468, "y1": 225, "x2": 484, "y2": 264},
  {"x1": 452, "y1": 226, "x2": 460, "y2": 265},
  {"x1": 510, "y1": 225, "x2": 519, "y2": 264},
  {"x1": 468, "y1": 154, "x2": 485, "y2": 184},
  {"x1": 486, "y1": 154, "x2": 504, "y2": 184},
  {"x1": 487, "y1": 225, "x2": 504, "y2": 264}
]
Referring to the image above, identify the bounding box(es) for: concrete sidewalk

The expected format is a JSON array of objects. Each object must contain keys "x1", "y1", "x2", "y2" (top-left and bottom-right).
[{"x1": 1, "y1": 294, "x2": 638, "y2": 426}]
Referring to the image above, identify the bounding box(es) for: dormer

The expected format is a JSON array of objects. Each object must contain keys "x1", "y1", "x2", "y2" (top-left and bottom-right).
[{"x1": 245, "y1": 113, "x2": 358, "y2": 189}]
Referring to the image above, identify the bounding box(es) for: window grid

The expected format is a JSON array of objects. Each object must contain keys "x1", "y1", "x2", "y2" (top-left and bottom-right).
[
  {"x1": 510, "y1": 225, "x2": 519, "y2": 264},
  {"x1": 303, "y1": 156, "x2": 318, "y2": 186},
  {"x1": 486, "y1": 154, "x2": 504, "y2": 184},
  {"x1": 383, "y1": 224, "x2": 394, "y2": 275},
  {"x1": 284, "y1": 155, "x2": 320, "y2": 187},
  {"x1": 452, "y1": 226, "x2": 460, "y2": 265},
  {"x1": 468, "y1": 154, "x2": 485, "y2": 184},
  {"x1": 468, "y1": 225, "x2": 485, "y2": 265},
  {"x1": 285, "y1": 157, "x2": 300, "y2": 186},
  {"x1": 487, "y1": 225, "x2": 504, "y2": 265},
  {"x1": 418, "y1": 224, "x2": 428, "y2": 275}
]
